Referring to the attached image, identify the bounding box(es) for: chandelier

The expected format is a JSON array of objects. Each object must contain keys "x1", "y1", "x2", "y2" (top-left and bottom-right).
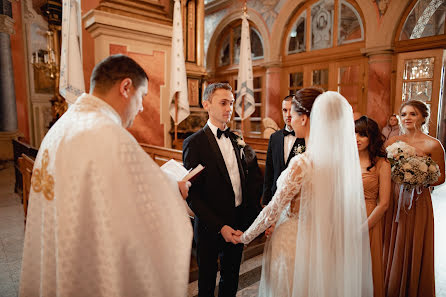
[{"x1": 31, "y1": 30, "x2": 58, "y2": 79}]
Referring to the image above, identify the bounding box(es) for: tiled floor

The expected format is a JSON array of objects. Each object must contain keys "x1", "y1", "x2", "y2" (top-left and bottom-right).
[
  {"x1": 0, "y1": 162, "x2": 24, "y2": 297},
  {"x1": 0, "y1": 161, "x2": 445, "y2": 297}
]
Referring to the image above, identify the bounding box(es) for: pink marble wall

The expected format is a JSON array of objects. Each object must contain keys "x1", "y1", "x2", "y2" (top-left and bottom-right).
[
  {"x1": 110, "y1": 44, "x2": 165, "y2": 146},
  {"x1": 366, "y1": 54, "x2": 392, "y2": 129},
  {"x1": 265, "y1": 67, "x2": 283, "y2": 127}
]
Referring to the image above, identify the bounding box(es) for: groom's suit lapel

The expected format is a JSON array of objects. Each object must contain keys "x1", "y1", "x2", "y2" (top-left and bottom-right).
[
  {"x1": 278, "y1": 129, "x2": 286, "y2": 170},
  {"x1": 204, "y1": 125, "x2": 232, "y2": 187},
  {"x1": 285, "y1": 138, "x2": 298, "y2": 167}
]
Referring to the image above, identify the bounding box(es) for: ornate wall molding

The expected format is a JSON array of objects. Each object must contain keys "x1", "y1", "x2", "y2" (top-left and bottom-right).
[
  {"x1": 205, "y1": 9, "x2": 271, "y2": 73},
  {"x1": 96, "y1": 0, "x2": 171, "y2": 26},
  {"x1": 84, "y1": 9, "x2": 172, "y2": 45},
  {"x1": 22, "y1": 0, "x2": 36, "y2": 21}
]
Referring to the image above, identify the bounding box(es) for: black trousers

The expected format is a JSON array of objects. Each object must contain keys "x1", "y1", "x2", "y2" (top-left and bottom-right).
[{"x1": 196, "y1": 208, "x2": 244, "y2": 297}]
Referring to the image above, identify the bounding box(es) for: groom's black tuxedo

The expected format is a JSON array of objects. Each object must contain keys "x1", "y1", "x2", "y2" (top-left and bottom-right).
[
  {"x1": 183, "y1": 124, "x2": 258, "y2": 297},
  {"x1": 262, "y1": 128, "x2": 305, "y2": 206}
]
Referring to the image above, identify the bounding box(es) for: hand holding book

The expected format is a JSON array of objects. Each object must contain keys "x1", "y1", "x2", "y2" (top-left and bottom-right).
[{"x1": 161, "y1": 159, "x2": 204, "y2": 183}]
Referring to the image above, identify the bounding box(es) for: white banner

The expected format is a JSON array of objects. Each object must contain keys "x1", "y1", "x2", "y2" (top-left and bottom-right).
[
  {"x1": 169, "y1": 0, "x2": 190, "y2": 125},
  {"x1": 59, "y1": 0, "x2": 85, "y2": 104},
  {"x1": 235, "y1": 13, "x2": 255, "y2": 120}
]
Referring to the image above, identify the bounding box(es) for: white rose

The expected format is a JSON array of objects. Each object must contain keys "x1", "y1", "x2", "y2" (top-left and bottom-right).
[
  {"x1": 419, "y1": 162, "x2": 428, "y2": 172},
  {"x1": 386, "y1": 144, "x2": 399, "y2": 158},
  {"x1": 402, "y1": 163, "x2": 412, "y2": 170}
]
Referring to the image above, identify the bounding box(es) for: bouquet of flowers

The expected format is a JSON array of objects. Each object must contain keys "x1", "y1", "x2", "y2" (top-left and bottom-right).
[{"x1": 386, "y1": 141, "x2": 440, "y2": 188}]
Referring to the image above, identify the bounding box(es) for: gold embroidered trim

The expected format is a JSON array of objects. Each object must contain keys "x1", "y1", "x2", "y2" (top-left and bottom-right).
[{"x1": 32, "y1": 149, "x2": 55, "y2": 201}]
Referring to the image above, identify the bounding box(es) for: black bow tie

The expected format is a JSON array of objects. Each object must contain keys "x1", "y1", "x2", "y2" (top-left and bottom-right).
[
  {"x1": 217, "y1": 128, "x2": 230, "y2": 139},
  {"x1": 283, "y1": 130, "x2": 295, "y2": 137}
]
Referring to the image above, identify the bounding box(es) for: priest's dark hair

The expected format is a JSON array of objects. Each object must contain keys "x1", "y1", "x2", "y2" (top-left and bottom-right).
[
  {"x1": 355, "y1": 116, "x2": 386, "y2": 171},
  {"x1": 89, "y1": 54, "x2": 149, "y2": 93},
  {"x1": 203, "y1": 82, "x2": 232, "y2": 102}
]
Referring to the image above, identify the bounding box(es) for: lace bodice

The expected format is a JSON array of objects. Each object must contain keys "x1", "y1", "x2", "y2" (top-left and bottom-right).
[{"x1": 240, "y1": 153, "x2": 310, "y2": 244}]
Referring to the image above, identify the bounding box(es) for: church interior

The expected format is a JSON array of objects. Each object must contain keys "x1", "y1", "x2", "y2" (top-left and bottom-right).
[{"x1": 0, "y1": 0, "x2": 446, "y2": 296}]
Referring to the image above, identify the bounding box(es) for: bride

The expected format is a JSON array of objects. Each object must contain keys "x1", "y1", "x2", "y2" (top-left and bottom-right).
[{"x1": 235, "y1": 89, "x2": 373, "y2": 297}]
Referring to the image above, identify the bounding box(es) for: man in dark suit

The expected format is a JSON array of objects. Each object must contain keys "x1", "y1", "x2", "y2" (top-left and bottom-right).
[
  {"x1": 183, "y1": 82, "x2": 258, "y2": 297},
  {"x1": 262, "y1": 95, "x2": 305, "y2": 206}
]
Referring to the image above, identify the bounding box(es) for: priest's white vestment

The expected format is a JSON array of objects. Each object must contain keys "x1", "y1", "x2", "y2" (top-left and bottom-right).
[{"x1": 19, "y1": 94, "x2": 193, "y2": 297}]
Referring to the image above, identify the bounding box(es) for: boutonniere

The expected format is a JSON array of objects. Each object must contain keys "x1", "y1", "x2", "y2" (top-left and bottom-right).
[
  {"x1": 236, "y1": 136, "x2": 246, "y2": 149},
  {"x1": 293, "y1": 144, "x2": 306, "y2": 155},
  {"x1": 230, "y1": 132, "x2": 246, "y2": 159}
]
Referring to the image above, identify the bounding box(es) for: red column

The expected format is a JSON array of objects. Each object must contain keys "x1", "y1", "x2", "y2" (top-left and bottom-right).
[
  {"x1": 366, "y1": 51, "x2": 393, "y2": 128},
  {"x1": 265, "y1": 65, "x2": 282, "y2": 127}
]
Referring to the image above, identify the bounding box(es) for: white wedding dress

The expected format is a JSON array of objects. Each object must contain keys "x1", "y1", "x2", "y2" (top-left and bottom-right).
[
  {"x1": 241, "y1": 153, "x2": 310, "y2": 297},
  {"x1": 240, "y1": 91, "x2": 374, "y2": 297}
]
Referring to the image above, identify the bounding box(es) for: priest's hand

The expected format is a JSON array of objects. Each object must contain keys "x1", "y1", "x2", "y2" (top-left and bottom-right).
[
  {"x1": 178, "y1": 181, "x2": 192, "y2": 199},
  {"x1": 221, "y1": 225, "x2": 241, "y2": 244}
]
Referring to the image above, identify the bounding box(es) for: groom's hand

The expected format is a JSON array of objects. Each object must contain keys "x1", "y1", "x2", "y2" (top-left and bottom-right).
[
  {"x1": 220, "y1": 225, "x2": 239, "y2": 244},
  {"x1": 233, "y1": 231, "x2": 243, "y2": 244}
]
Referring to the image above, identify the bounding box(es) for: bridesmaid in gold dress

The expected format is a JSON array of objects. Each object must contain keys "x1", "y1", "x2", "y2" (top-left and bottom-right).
[
  {"x1": 384, "y1": 100, "x2": 445, "y2": 297},
  {"x1": 355, "y1": 116, "x2": 391, "y2": 297}
]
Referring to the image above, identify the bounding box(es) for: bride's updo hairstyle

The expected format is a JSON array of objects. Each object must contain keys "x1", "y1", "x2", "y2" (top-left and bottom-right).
[
  {"x1": 291, "y1": 87, "x2": 324, "y2": 116},
  {"x1": 399, "y1": 99, "x2": 430, "y2": 133},
  {"x1": 355, "y1": 116, "x2": 386, "y2": 171}
]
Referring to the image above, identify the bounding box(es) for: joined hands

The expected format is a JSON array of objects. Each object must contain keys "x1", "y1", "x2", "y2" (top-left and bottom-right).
[{"x1": 221, "y1": 225, "x2": 243, "y2": 244}]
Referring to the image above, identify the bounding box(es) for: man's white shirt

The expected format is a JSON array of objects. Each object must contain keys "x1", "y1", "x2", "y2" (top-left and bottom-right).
[
  {"x1": 284, "y1": 126, "x2": 296, "y2": 163},
  {"x1": 207, "y1": 120, "x2": 242, "y2": 207}
]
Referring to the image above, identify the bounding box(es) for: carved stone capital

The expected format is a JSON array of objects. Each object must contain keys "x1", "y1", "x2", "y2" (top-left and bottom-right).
[
  {"x1": 262, "y1": 60, "x2": 282, "y2": 69},
  {"x1": 0, "y1": 15, "x2": 15, "y2": 35},
  {"x1": 361, "y1": 46, "x2": 394, "y2": 57}
]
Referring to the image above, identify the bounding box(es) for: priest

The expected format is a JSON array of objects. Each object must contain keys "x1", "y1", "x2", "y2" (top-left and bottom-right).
[{"x1": 19, "y1": 54, "x2": 193, "y2": 297}]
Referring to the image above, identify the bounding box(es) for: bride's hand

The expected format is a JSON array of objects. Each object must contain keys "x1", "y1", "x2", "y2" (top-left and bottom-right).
[
  {"x1": 233, "y1": 231, "x2": 243, "y2": 244},
  {"x1": 265, "y1": 223, "x2": 276, "y2": 238}
]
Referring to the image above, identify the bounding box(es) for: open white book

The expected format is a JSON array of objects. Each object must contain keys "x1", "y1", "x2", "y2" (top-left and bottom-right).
[{"x1": 160, "y1": 159, "x2": 204, "y2": 182}]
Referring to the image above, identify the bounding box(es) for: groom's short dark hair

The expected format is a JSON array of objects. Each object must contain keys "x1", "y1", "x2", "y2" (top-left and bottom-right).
[{"x1": 203, "y1": 83, "x2": 232, "y2": 102}]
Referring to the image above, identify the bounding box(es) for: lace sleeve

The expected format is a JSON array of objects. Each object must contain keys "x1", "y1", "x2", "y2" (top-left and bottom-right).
[{"x1": 240, "y1": 154, "x2": 308, "y2": 244}]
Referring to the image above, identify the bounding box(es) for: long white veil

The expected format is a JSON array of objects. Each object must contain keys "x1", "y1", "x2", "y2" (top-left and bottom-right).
[{"x1": 291, "y1": 91, "x2": 373, "y2": 297}]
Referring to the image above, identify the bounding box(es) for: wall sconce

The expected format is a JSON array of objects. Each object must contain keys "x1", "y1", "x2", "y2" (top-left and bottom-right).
[{"x1": 31, "y1": 31, "x2": 58, "y2": 79}]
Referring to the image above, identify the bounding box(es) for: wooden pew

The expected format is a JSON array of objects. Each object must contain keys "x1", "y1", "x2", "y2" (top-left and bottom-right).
[
  {"x1": 244, "y1": 137, "x2": 269, "y2": 151},
  {"x1": 139, "y1": 143, "x2": 183, "y2": 166},
  {"x1": 140, "y1": 143, "x2": 267, "y2": 175},
  {"x1": 18, "y1": 154, "x2": 35, "y2": 225}
]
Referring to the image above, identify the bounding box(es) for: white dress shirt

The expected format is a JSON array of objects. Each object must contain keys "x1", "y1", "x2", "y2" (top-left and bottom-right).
[
  {"x1": 283, "y1": 127, "x2": 297, "y2": 163},
  {"x1": 207, "y1": 120, "x2": 243, "y2": 207}
]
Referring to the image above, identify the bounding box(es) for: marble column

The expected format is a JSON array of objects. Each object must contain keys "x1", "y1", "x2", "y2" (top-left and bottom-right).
[
  {"x1": 365, "y1": 47, "x2": 393, "y2": 129},
  {"x1": 0, "y1": 4, "x2": 19, "y2": 160},
  {"x1": 265, "y1": 64, "x2": 282, "y2": 127}
]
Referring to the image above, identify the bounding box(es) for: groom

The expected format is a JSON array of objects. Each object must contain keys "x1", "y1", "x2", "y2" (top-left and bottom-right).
[
  {"x1": 262, "y1": 94, "x2": 305, "y2": 206},
  {"x1": 183, "y1": 82, "x2": 256, "y2": 297}
]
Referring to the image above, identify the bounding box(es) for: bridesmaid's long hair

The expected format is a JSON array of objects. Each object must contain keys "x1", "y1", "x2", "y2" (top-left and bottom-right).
[{"x1": 355, "y1": 116, "x2": 386, "y2": 171}]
